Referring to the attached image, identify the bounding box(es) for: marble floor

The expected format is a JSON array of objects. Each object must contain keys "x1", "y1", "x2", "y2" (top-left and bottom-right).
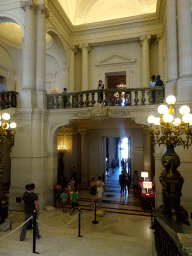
[{"x1": 0, "y1": 168, "x2": 156, "y2": 256}]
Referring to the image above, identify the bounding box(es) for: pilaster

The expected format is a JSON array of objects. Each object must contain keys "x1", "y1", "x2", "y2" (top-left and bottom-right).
[
  {"x1": 69, "y1": 46, "x2": 78, "y2": 92},
  {"x1": 166, "y1": 0, "x2": 178, "y2": 96},
  {"x1": 157, "y1": 34, "x2": 164, "y2": 82},
  {"x1": 140, "y1": 35, "x2": 151, "y2": 87},
  {"x1": 80, "y1": 44, "x2": 90, "y2": 91},
  {"x1": 36, "y1": 3, "x2": 48, "y2": 109},
  {"x1": 78, "y1": 129, "x2": 89, "y2": 186}
]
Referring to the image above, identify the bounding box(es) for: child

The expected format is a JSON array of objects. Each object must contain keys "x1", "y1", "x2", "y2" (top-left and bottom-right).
[
  {"x1": 70, "y1": 189, "x2": 78, "y2": 215},
  {"x1": 60, "y1": 188, "x2": 68, "y2": 213}
]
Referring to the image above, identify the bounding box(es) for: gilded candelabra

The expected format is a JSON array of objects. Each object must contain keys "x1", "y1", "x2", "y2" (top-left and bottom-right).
[
  {"x1": 148, "y1": 95, "x2": 191, "y2": 224},
  {"x1": 0, "y1": 113, "x2": 16, "y2": 224}
]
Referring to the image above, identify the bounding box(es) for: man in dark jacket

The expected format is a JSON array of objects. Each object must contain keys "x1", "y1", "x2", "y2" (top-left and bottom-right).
[
  {"x1": 20, "y1": 183, "x2": 41, "y2": 241},
  {"x1": 119, "y1": 171, "x2": 126, "y2": 196}
]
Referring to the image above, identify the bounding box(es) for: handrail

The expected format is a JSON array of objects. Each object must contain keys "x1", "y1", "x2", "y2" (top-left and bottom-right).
[
  {"x1": 153, "y1": 210, "x2": 192, "y2": 256},
  {"x1": 47, "y1": 86, "x2": 164, "y2": 109}
]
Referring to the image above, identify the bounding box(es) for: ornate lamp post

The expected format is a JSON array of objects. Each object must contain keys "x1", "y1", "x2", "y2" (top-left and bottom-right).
[
  {"x1": 0, "y1": 113, "x2": 16, "y2": 224},
  {"x1": 148, "y1": 95, "x2": 191, "y2": 223}
]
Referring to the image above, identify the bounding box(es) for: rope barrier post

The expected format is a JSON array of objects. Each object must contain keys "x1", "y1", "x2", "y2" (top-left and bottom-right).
[
  {"x1": 33, "y1": 210, "x2": 39, "y2": 254},
  {"x1": 92, "y1": 201, "x2": 99, "y2": 224},
  {"x1": 77, "y1": 208, "x2": 82, "y2": 237}
]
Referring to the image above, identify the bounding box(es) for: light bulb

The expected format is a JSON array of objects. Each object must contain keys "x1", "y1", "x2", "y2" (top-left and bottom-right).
[
  {"x1": 147, "y1": 116, "x2": 155, "y2": 124},
  {"x1": 163, "y1": 113, "x2": 173, "y2": 123},
  {"x1": 158, "y1": 105, "x2": 168, "y2": 114},
  {"x1": 154, "y1": 117, "x2": 160, "y2": 125},
  {"x1": 10, "y1": 122, "x2": 16, "y2": 129},
  {"x1": 5, "y1": 123, "x2": 9, "y2": 129},
  {"x1": 2, "y1": 113, "x2": 10, "y2": 121},
  {"x1": 179, "y1": 105, "x2": 190, "y2": 115},
  {"x1": 173, "y1": 118, "x2": 181, "y2": 126},
  {"x1": 166, "y1": 95, "x2": 176, "y2": 105},
  {"x1": 182, "y1": 113, "x2": 192, "y2": 124}
]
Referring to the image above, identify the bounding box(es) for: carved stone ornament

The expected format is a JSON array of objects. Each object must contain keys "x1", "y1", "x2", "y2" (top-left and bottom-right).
[
  {"x1": 108, "y1": 109, "x2": 130, "y2": 118},
  {"x1": 73, "y1": 110, "x2": 91, "y2": 119},
  {"x1": 90, "y1": 102, "x2": 108, "y2": 120}
]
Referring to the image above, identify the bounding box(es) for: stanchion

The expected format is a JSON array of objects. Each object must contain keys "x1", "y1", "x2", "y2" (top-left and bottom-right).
[
  {"x1": 92, "y1": 201, "x2": 99, "y2": 224},
  {"x1": 77, "y1": 208, "x2": 82, "y2": 237},
  {"x1": 150, "y1": 204, "x2": 154, "y2": 229},
  {"x1": 33, "y1": 210, "x2": 39, "y2": 254}
]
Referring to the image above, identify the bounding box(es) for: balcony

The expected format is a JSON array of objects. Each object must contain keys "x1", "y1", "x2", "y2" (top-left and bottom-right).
[
  {"x1": 0, "y1": 91, "x2": 18, "y2": 110},
  {"x1": 47, "y1": 87, "x2": 164, "y2": 109}
]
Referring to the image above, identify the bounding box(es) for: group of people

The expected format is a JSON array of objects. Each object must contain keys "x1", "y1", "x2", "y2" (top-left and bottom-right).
[
  {"x1": 90, "y1": 176, "x2": 105, "y2": 208},
  {"x1": 119, "y1": 170, "x2": 140, "y2": 198},
  {"x1": 149, "y1": 75, "x2": 164, "y2": 103},
  {"x1": 55, "y1": 166, "x2": 79, "y2": 214}
]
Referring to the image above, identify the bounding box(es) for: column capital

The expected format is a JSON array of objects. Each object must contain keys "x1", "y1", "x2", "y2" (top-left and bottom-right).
[
  {"x1": 37, "y1": 3, "x2": 49, "y2": 17},
  {"x1": 79, "y1": 43, "x2": 91, "y2": 52},
  {"x1": 20, "y1": 0, "x2": 35, "y2": 11},
  {"x1": 78, "y1": 129, "x2": 89, "y2": 136},
  {"x1": 69, "y1": 45, "x2": 78, "y2": 54},
  {"x1": 156, "y1": 33, "x2": 164, "y2": 43},
  {"x1": 140, "y1": 35, "x2": 151, "y2": 43}
]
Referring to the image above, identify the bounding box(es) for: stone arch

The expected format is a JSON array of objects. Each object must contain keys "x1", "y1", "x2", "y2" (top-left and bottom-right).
[
  {"x1": 46, "y1": 27, "x2": 70, "y2": 66},
  {"x1": 0, "y1": 14, "x2": 24, "y2": 37}
]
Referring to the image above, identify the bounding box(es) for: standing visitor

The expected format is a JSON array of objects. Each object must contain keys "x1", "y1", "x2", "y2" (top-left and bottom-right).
[
  {"x1": 90, "y1": 177, "x2": 97, "y2": 207},
  {"x1": 20, "y1": 183, "x2": 41, "y2": 241},
  {"x1": 96, "y1": 176, "x2": 105, "y2": 208},
  {"x1": 119, "y1": 170, "x2": 126, "y2": 196},
  {"x1": 60, "y1": 188, "x2": 68, "y2": 213},
  {"x1": 70, "y1": 189, "x2": 78, "y2": 215},
  {"x1": 132, "y1": 170, "x2": 140, "y2": 197}
]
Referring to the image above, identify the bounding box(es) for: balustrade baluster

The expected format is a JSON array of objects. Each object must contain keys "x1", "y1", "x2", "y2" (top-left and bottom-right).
[
  {"x1": 55, "y1": 96, "x2": 59, "y2": 109},
  {"x1": 156, "y1": 89, "x2": 163, "y2": 103},
  {"x1": 141, "y1": 90, "x2": 146, "y2": 105},
  {"x1": 97, "y1": 92, "x2": 102, "y2": 104},
  {"x1": 85, "y1": 93, "x2": 89, "y2": 107},
  {"x1": 91, "y1": 92, "x2": 96, "y2": 106},
  {"x1": 11, "y1": 92, "x2": 17, "y2": 107},
  {"x1": 66, "y1": 95, "x2": 71, "y2": 108},
  {"x1": 134, "y1": 91, "x2": 139, "y2": 105},
  {"x1": 148, "y1": 90, "x2": 154, "y2": 105},
  {"x1": 79, "y1": 94, "x2": 84, "y2": 107},
  {"x1": 104, "y1": 91, "x2": 108, "y2": 106}
]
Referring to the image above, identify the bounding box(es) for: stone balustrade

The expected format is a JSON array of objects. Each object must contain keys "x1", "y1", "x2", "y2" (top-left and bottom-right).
[
  {"x1": 47, "y1": 87, "x2": 164, "y2": 109},
  {"x1": 0, "y1": 91, "x2": 18, "y2": 110}
]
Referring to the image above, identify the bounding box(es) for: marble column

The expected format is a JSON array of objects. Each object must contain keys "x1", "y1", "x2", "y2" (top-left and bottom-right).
[
  {"x1": 80, "y1": 44, "x2": 90, "y2": 91},
  {"x1": 140, "y1": 35, "x2": 151, "y2": 87},
  {"x1": 78, "y1": 129, "x2": 89, "y2": 186},
  {"x1": 157, "y1": 34, "x2": 164, "y2": 82},
  {"x1": 177, "y1": 0, "x2": 192, "y2": 102},
  {"x1": 20, "y1": 0, "x2": 36, "y2": 108},
  {"x1": 166, "y1": 0, "x2": 178, "y2": 96},
  {"x1": 36, "y1": 3, "x2": 48, "y2": 109},
  {"x1": 143, "y1": 128, "x2": 151, "y2": 178},
  {"x1": 69, "y1": 46, "x2": 77, "y2": 92}
]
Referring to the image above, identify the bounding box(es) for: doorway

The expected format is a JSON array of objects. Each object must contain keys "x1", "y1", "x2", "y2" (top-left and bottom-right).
[{"x1": 105, "y1": 136, "x2": 131, "y2": 178}]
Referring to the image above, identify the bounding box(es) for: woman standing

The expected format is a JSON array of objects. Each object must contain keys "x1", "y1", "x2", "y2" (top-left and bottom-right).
[{"x1": 90, "y1": 177, "x2": 97, "y2": 207}]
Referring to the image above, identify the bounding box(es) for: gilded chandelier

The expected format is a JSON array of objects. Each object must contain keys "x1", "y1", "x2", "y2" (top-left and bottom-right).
[
  {"x1": 147, "y1": 95, "x2": 192, "y2": 148},
  {"x1": 0, "y1": 113, "x2": 16, "y2": 145}
]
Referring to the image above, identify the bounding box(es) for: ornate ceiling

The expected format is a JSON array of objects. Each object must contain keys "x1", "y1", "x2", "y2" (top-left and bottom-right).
[
  {"x1": 58, "y1": 0, "x2": 157, "y2": 25},
  {"x1": 0, "y1": 0, "x2": 157, "y2": 47}
]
